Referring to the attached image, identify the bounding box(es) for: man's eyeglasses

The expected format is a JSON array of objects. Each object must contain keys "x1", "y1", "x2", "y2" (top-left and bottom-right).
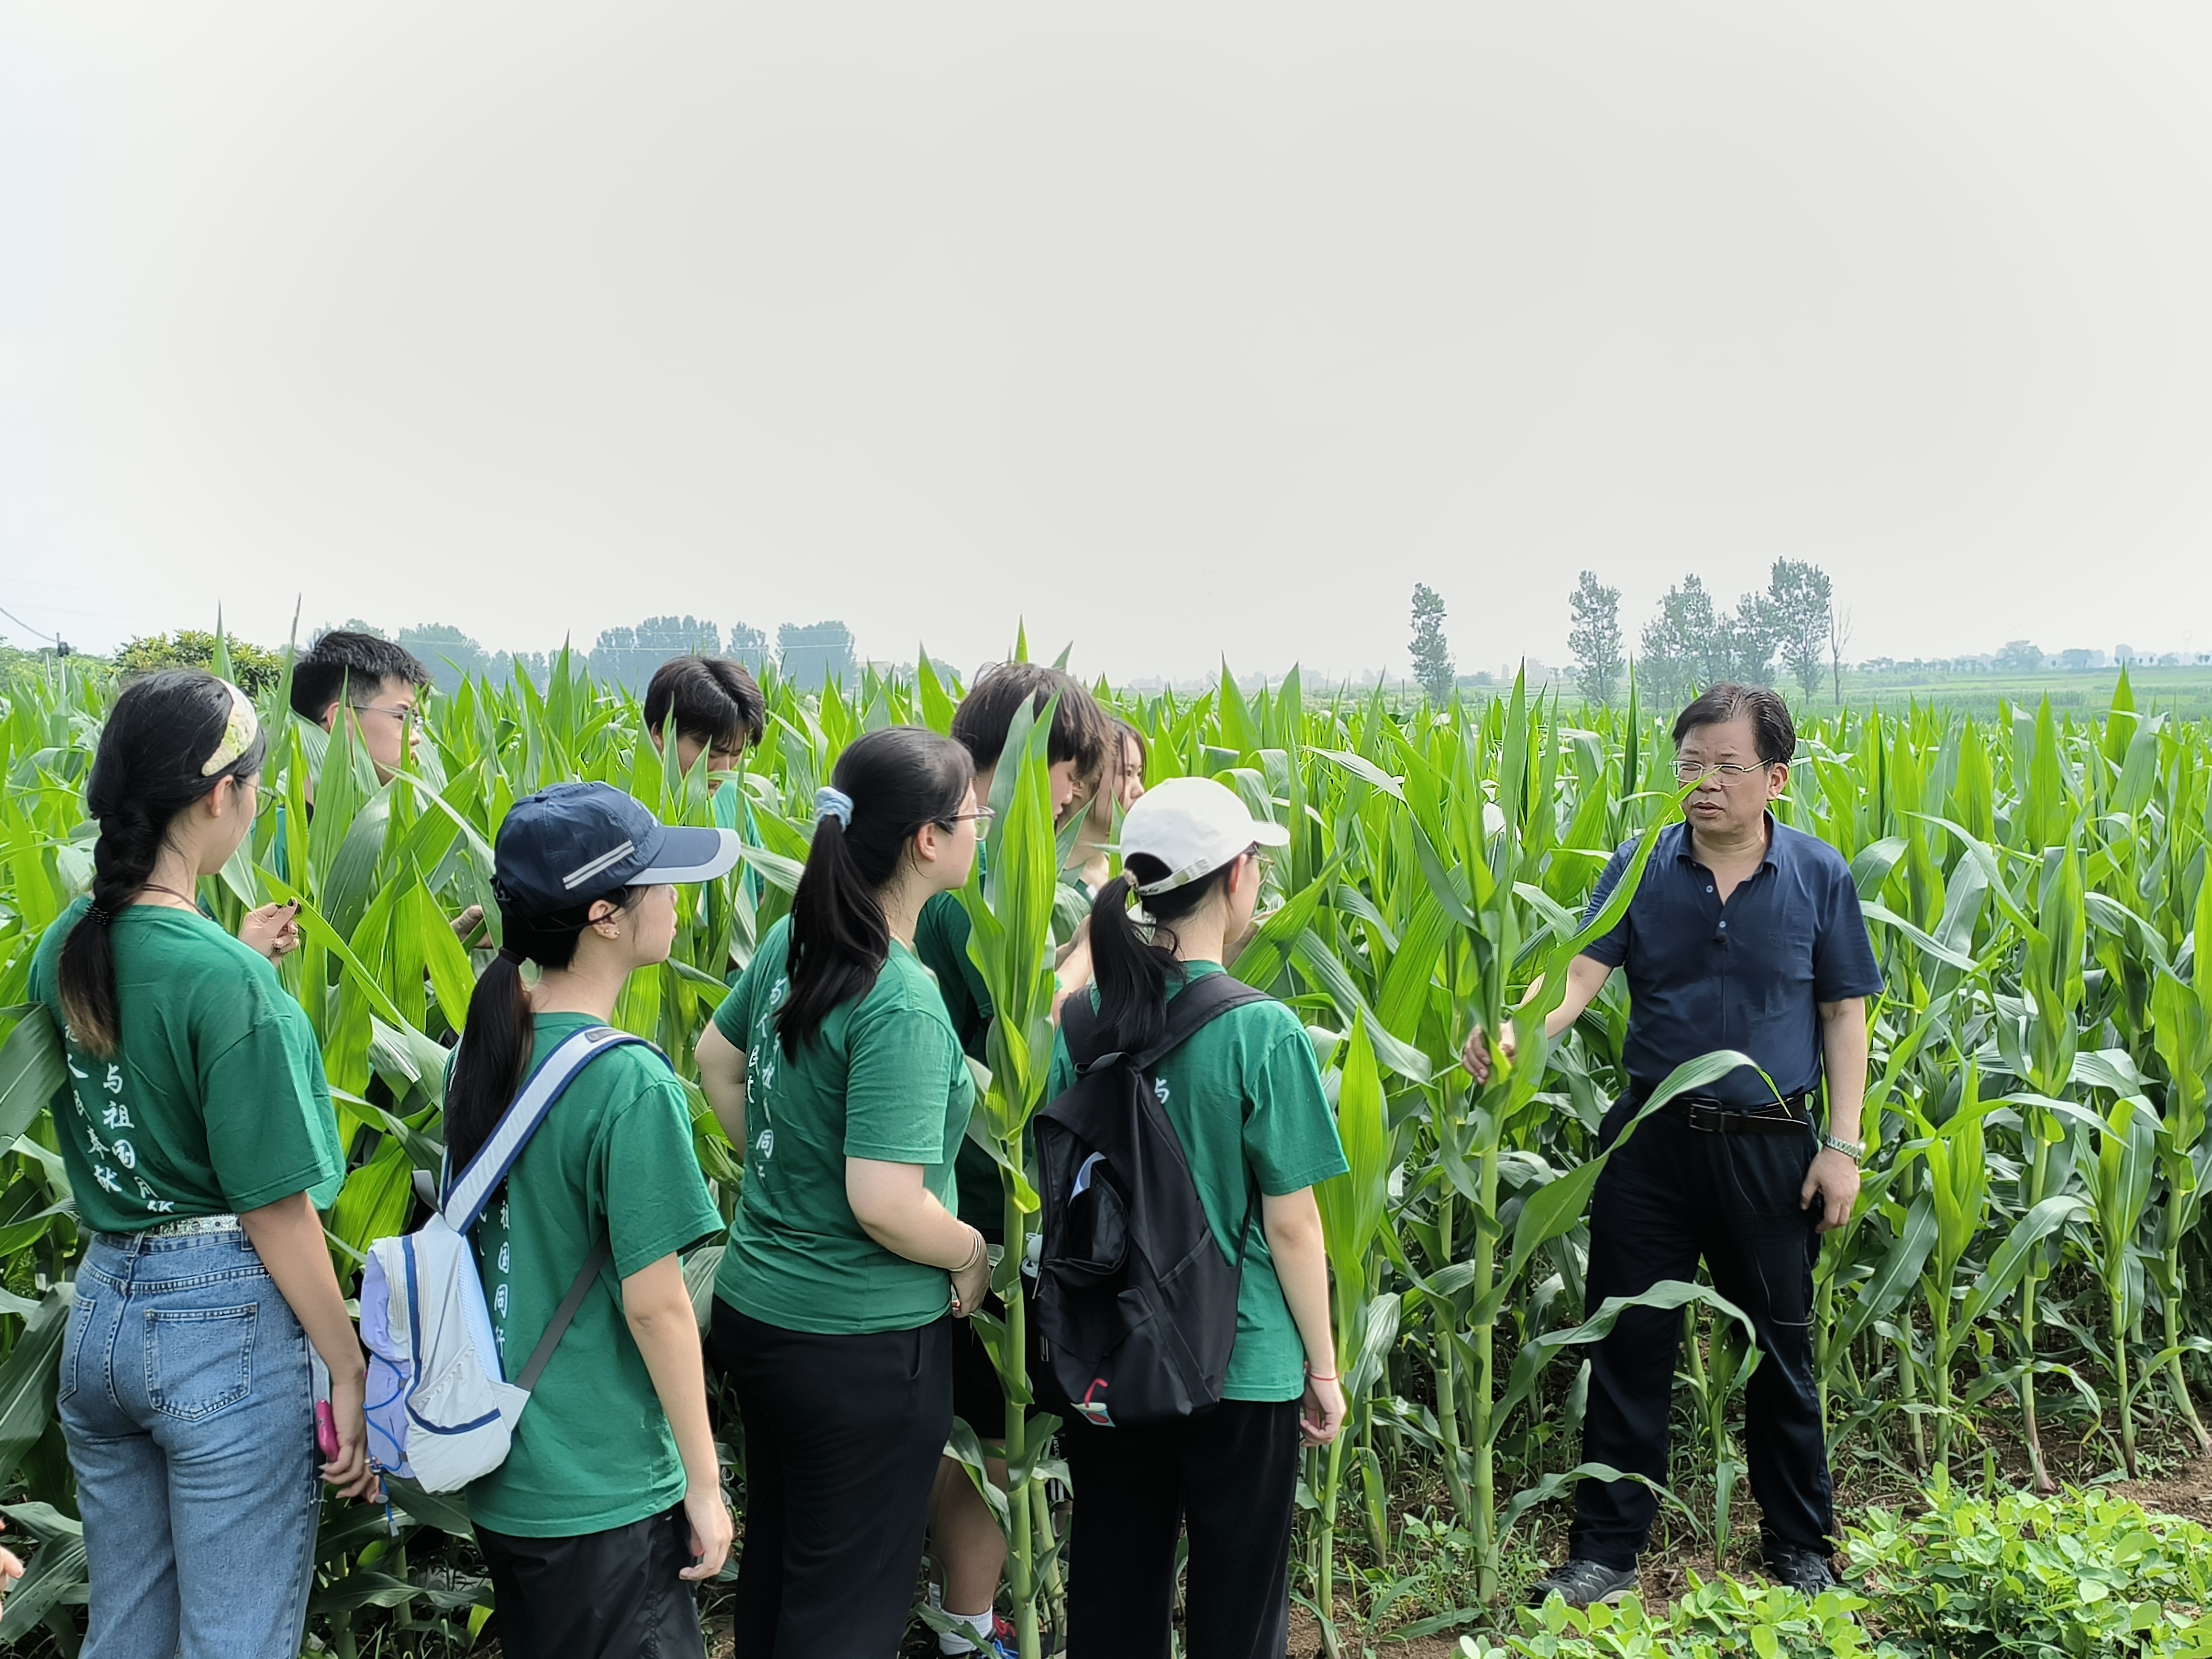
[
  {"x1": 1671, "y1": 759, "x2": 1774, "y2": 784},
  {"x1": 351, "y1": 701, "x2": 418, "y2": 727}
]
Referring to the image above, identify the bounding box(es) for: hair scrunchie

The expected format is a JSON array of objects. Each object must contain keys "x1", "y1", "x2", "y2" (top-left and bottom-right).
[
  {"x1": 815, "y1": 785, "x2": 854, "y2": 829},
  {"x1": 86, "y1": 903, "x2": 114, "y2": 926}
]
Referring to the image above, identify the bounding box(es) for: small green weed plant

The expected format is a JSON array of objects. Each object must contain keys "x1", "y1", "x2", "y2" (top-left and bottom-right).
[
  {"x1": 1843, "y1": 1474, "x2": 2212, "y2": 1657},
  {"x1": 1458, "y1": 1479, "x2": 2212, "y2": 1658}
]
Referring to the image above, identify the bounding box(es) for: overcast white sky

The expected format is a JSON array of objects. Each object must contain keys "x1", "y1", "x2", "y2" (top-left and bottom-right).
[{"x1": 3, "y1": 4, "x2": 2210, "y2": 682}]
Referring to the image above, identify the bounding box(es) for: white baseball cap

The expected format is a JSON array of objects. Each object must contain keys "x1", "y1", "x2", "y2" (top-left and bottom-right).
[{"x1": 1120, "y1": 775, "x2": 1291, "y2": 896}]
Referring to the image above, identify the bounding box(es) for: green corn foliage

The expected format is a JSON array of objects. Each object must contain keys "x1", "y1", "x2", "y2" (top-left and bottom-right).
[{"x1": 11, "y1": 646, "x2": 2212, "y2": 1645}]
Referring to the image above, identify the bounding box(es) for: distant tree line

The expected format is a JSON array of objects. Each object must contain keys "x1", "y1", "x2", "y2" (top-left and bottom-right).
[
  {"x1": 114, "y1": 616, "x2": 863, "y2": 695},
  {"x1": 1860, "y1": 642, "x2": 2212, "y2": 676},
  {"x1": 1559, "y1": 560, "x2": 1845, "y2": 708}
]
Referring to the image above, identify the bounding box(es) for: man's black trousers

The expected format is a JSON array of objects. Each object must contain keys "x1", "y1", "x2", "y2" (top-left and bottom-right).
[
  {"x1": 1569, "y1": 1097, "x2": 1835, "y2": 1569},
  {"x1": 1062, "y1": 1396, "x2": 1301, "y2": 1659},
  {"x1": 708, "y1": 1300, "x2": 955, "y2": 1657}
]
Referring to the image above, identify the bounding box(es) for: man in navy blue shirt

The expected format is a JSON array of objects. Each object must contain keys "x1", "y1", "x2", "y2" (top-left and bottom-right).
[{"x1": 1465, "y1": 684, "x2": 1882, "y2": 1607}]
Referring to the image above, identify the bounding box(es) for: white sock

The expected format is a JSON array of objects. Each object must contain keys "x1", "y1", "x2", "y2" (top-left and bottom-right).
[{"x1": 939, "y1": 1607, "x2": 994, "y2": 1655}]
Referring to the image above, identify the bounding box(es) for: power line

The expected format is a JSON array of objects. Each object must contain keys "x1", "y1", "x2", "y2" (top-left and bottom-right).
[{"x1": 0, "y1": 602, "x2": 61, "y2": 645}]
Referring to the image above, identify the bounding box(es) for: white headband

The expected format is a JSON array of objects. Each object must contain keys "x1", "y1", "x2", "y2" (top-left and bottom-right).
[{"x1": 200, "y1": 682, "x2": 260, "y2": 777}]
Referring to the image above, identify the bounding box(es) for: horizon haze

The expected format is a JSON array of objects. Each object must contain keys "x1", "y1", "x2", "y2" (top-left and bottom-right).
[{"x1": 3, "y1": 5, "x2": 2211, "y2": 681}]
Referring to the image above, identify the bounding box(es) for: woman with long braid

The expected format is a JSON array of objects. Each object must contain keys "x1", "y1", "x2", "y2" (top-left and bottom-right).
[{"x1": 30, "y1": 671, "x2": 377, "y2": 1659}]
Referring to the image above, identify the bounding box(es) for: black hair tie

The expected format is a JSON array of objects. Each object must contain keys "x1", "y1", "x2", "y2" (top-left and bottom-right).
[{"x1": 497, "y1": 944, "x2": 527, "y2": 965}]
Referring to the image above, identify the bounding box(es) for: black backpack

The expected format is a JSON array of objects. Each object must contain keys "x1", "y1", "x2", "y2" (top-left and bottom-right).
[{"x1": 1033, "y1": 973, "x2": 1270, "y2": 1428}]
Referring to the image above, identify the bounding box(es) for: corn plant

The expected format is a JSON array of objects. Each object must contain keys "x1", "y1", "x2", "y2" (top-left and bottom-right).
[
  {"x1": 951, "y1": 696, "x2": 1067, "y2": 1659},
  {"x1": 9, "y1": 644, "x2": 2212, "y2": 1649}
]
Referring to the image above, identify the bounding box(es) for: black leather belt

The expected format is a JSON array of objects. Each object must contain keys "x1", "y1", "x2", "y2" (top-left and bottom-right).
[{"x1": 1659, "y1": 1094, "x2": 1814, "y2": 1135}]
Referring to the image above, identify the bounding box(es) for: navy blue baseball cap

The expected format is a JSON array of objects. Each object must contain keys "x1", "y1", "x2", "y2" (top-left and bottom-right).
[{"x1": 492, "y1": 782, "x2": 743, "y2": 919}]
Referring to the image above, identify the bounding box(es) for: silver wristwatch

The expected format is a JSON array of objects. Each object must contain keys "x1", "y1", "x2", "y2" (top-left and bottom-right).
[{"x1": 1821, "y1": 1132, "x2": 1865, "y2": 1163}]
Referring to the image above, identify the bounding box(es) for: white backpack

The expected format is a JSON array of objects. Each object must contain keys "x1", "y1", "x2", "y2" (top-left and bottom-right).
[{"x1": 360, "y1": 1024, "x2": 650, "y2": 1493}]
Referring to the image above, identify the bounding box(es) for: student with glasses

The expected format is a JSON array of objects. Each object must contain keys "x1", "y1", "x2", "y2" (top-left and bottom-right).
[
  {"x1": 1463, "y1": 683, "x2": 1882, "y2": 1607},
  {"x1": 288, "y1": 629, "x2": 432, "y2": 790},
  {"x1": 278, "y1": 630, "x2": 486, "y2": 944},
  {"x1": 693, "y1": 727, "x2": 995, "y2": 1653},
  {"x1": 31, "y1": 672, "x2": 379, "y2": 1658}
]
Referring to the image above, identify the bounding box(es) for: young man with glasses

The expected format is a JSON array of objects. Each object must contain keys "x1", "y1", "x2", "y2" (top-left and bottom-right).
[
  {"x1": 1464, "y1": 683, "x2": 1882, "y2": 1606},
  {"x1": 289, "y1": 629, "x2": 432, "y2": 790},
  {"x1": 278, "y1": 630, "x2": 488, "y2": 940}
]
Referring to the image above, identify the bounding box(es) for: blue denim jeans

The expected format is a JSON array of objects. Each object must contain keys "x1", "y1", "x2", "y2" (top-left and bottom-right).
[{"x1": 61, "y1": 1226, "x2": 321, "y2": 1659}]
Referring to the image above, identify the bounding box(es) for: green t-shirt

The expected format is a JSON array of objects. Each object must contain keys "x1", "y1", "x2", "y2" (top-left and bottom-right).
[
  {"x1": 1047, "y1": 963, "x2": 1349, "y2": 1401},
  {"x1": 912, "y1": 889, "x2": 1005, "y2": 1239},
  {"x1": 711, "y1": 916, "x2": 974, "y2": 1335},
  {"x1": 465, "y1": 1014, "x2": 723, "y2": 1537},
  {"x1": 28, "y1": 898, "x2": 345, "y2": 1233},
  {"x1": 711, "y1": 785, "x2": 765, "y2": 907},
  {"x1": 914, "y1": 889, "x2": 992, "y2": 1053}
]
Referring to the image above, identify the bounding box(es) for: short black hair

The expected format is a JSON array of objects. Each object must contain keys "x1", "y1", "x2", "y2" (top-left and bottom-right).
[
  {"x1": 1671, "y1": 682, "x2": 1796, "y2": 766},
  {"x1": 951, "y1": 662, "x2": 1109, "y2": 781},
  {"x1": 290, "y1": 630, "x2": 431, "y2": 722},
  {"x1": 643, "y1": 656, "x2": 767, "y2": 752}
]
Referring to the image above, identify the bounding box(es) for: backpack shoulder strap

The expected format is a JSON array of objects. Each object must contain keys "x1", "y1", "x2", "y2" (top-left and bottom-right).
[
  {"x1": 514, "y1": 1236, "x2": 614, "y2": 1394},
  {"x1": 1063, "y1": 972, "x2": 1271, "y2": 1077},
  {"x1": 441, "y1": 1025, "x2": 656, "y2": 1232},
  {"x1": 1129, "y1": 973, "x2": 1272, "y2": 1072}
]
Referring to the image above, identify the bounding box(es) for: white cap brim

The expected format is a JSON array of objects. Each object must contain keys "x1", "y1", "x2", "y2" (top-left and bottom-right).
[
  {"x1": 634, "y1": 826, "x2": 745, "y2": 885},
  {"x1": 1131, "y1": 814, "x2": 1291, "y2": 896}
]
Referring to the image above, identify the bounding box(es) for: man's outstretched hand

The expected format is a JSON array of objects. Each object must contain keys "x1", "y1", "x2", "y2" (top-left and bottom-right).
[{"x1": 1460, "y1": 1022, "x2": 1518, "y2": 1087}]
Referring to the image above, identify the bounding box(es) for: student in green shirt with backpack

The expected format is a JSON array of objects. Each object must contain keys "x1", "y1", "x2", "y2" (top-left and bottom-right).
[
  {"x1": 445, "y1": 782, "x2": 741, "y2": 1658},
  {"x1": 694, "y1": 726, "x2": 994, "y2": 1655},
  {"x1": 1048, "y1": 775, "x2": 1349, "y2": 1658}
]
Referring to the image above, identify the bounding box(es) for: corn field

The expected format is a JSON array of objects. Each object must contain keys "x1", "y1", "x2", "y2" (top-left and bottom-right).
[{"x1": 2, "y1": 641, "x2": 2211, "y2": 1653}]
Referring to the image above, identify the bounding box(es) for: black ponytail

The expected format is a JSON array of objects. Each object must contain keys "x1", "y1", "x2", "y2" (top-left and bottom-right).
[
  {"x1": 444, "y1": 887, "x2": 642, "y2": 1174},
  {"x1": 59, "y1": 671, "x2": 267, "y2": 1054},
  {"x1": 1086, "y1": 849, "x2": 1249, "y2": 1055},
  {"x1": 780, "y1": 726, "x2": 972, "y2": 1058}
]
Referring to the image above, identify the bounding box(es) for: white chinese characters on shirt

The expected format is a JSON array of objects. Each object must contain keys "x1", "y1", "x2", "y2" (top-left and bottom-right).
[{"x1": 65, "y1": 1047, "x2": 172, "y2": 1213}]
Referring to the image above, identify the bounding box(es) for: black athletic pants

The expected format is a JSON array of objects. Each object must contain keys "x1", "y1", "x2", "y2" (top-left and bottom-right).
[
  {"x1": 476, "y1": 1503, "x2": 705, "y2": 1659},
  {"x1": 1062, "y1": 1397, "x2": 1301, "y2": 1659},
  {"x1": 1569, "y1": 1096, "x2": 1835, "y2": 1569},
  {"x1": 708, "y1": 1299, "x2": 954, "y2": 1657}
]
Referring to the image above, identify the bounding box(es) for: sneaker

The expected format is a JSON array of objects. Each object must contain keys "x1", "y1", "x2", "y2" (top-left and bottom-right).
[
  {"x1": 936, "y1": 1609, "x2": 1020, "y2": 1659},
  {"x1": 1763, "y1": 1541, "x2": 1837, "y2": 1596},
  {"x1": 1526, "y1": 1558, "x2": 1639, "y2": 1608}
]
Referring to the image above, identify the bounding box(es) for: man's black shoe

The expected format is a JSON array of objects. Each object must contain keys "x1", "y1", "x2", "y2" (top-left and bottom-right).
[
  {"x1": 1763, "y1": 1542, "x2": 1837, "y2": 1596},
  {"x1": 1526, "y1": 1558, "x2": 1639, "y2": 1608}
]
